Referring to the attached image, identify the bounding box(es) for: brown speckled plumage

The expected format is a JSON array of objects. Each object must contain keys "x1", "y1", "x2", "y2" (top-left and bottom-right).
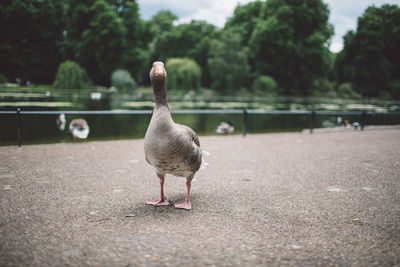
[{"x1": 144, "y1": 61, "x2": 202, "y2": 210}]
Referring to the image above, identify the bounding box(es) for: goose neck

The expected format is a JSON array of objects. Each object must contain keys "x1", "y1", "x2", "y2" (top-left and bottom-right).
[{"x1": 152, "y1": 80, "x2": 168, "y2": 105}]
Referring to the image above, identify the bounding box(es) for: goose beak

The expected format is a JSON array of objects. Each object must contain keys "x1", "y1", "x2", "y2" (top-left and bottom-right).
[{"x1": 154, "y1": 66, "x2": 165, "y2": 78}]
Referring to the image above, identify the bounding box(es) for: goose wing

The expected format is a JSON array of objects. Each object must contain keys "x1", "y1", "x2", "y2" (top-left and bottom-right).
[{"x1": 175, "y1": 124, "x2": 202, "y2": 172}]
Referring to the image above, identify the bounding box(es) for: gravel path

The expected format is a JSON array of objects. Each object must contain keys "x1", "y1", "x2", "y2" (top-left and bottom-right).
[{"x1": 1, "y1": 129, "x2": 399, "y2": 266}]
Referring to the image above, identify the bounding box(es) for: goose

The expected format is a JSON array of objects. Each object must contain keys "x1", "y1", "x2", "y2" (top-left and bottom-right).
[
  {"x1": 144, "y1": 61, "x2": 202, "y2": 210},
  {"x1": 69, "y1": 118, "x2": 90, "y2": 142},
  {"x1": 56, "y1": 113, "x2": 66, "y2": 131},
  {"x1": 216, "y1": 120, "x2": 234, "y2": 134}
]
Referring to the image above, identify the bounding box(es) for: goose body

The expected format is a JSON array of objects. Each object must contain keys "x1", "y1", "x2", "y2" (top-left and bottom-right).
[
  {"x1": 144, "y1": 61, "x2": 202, "y2": 210},
  {"x1": 145, "y1": 120, "x2": 201, "y2": 178},
  {"x1": 69, "y1": 118, "x2": 89, "y2": 140}
]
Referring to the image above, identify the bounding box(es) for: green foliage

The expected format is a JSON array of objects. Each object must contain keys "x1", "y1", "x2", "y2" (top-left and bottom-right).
[
  {"x1": 311, "y1": 79, "x2": 336, "y2": 98},
  {"x1": 62, "y1": 0, "x2": 151, "y2": 85},
  {"x1": 0, "y1": 74, "x2": 8, "y2": 84},
  {"x1": 249, "y1": 0, "x2": 333, "y2": 95},
  {"x1": 337, "y1": 83, "x2": 362, "y2": 99},
  {"x1": 1, "y1": 0, "x2": 398, "y2": 100},
  {"x1": 117, "y1": 0, "x2": 153, "y2": 84},
  {"x1": 208, "y1": 29, "x2": 250, "y2": 92},
  {"x1": 111, "y1": 69, "x2": 137, "y2": 91},
  {"x1": 149, "y1": 10, "x2": 178, "y2": 37},
  {"x1": 0, "y1": 0, "x2": 64, "y2": 84},
  {"x1": 223, "y1": 1, "x2": 265, "y2": 86},
  {"x1": 324, "y1": 49, "x2": 337, "y2": 82},
  {"x1": 166, "y1": 58, "x2": 201, "y2": 91},
  {"x1": 63, "y1": 0, "x2": 126, "y2": 85},
  {"x1": 378, "y1": 91, "x2": 393, "y2": 101},
  {"x1": 53, "y1": 61, "x2": 92, "y2": 89},
  {"x1": 147, "y1": 10, "x2": 178, "y2": 65},
  {"x1": 225, "y1": 1, "x2": 263, "y2": 46},
  {"x1": 388, "y1": 79, "x2": 400, "y2": 99},
  {"x1": 153, "y1": 20, "x2": 216, "y2": 87},
  {"x1": 252, "y1": 75, "x2": 279, "y2": 96},
  {"x1": 335, "y1": 4, "x2": 400, "y2": 99}
]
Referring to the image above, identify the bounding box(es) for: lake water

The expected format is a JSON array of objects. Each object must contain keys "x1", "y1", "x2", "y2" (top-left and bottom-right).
[{"x1": 1, "y1": 87, "x2": 400, "y2": 146}]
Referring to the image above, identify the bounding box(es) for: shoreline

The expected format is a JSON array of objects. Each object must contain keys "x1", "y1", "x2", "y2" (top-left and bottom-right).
[{"x1": 2, "y1": 124, "x2": 400, "y2": 148}]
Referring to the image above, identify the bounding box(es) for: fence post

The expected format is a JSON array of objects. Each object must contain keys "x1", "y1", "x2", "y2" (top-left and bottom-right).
[
  {"x1": 310, "y1": 110, "x2": 315, "y2": 134},
  {"x1": 17, "y1": 107, "x2": 22, "y2": 147},
  {"x1": 361, "y1": 111, "x2": 366, "y2": 130},
  {"x1": 243, "y1": 109, "x2": 248, "y2": 137}
]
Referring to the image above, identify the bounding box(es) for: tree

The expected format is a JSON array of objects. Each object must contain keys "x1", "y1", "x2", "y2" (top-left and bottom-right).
[
  {"x1": 153, "y1": 20, "x2": 216, "y2": 87},
  {"x1": 115, "y1": 0, "x2": 153, "y2": 84},
  {"x1": 224, "y1": 1, "x2": 264, "y2": 74},
  {"x1": 334, "y1": 31, "x2": 356, "y2": 84},
  {"x1": 146, "y1": 10, "x2": 178, "y2": 83},
  {"x1": 111, "y1": 69, "x2": 137, "y2": 91},
  {"x1": 0, "y1": 74, "x2": 8, "y2": 84},
  {"x1": 166, "y1": 58, "x2": 201, "y2": 91},
  {"x1": 252, "y1": 75, "x2": 279, "y2": 95},
  {"x1": 335, "y1": 4, "x2": 400, "y2": 98},
  {"x1": 149, "y1": 10, "x2": 178, "y2": 38},
  {"x1": 53, "y1": 60, "x2": 92, "y2": 89},
  {"x1": 0, "y1": 0, "x2": 65, "y2": 84},
  {"x1": 62, "y1": 0, "x2": 150, "y2": 85},
  {"x1": 208, "y1": 29, "x2": 250, "y2": 92},
  {"x1": 337, "y1": 83, "x2": 362, "y2": 99},
  {"x1": 224, "y1": 1, "x2": 263, "y2": 46},
  {"x1": 62, "y1": 0, "x2": 127, "y2": 85},
  {"x1": 249, "y1": 0, "x2": 333, "y2": 95}
]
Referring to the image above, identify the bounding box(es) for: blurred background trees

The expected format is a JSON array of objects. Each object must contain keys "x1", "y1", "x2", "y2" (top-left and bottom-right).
[
  {"x1": 0, "y1": 0, "x2": 64, "y2": 84},
  {"x1": 53, "y1": 60, "x2": 92, "y2": 89},
  {"x1": 62, "y1": 0, "x2": 151, "y2": 85},
  {"x1": 208, "y1": 29, "x2": 250, "y2": 93},
  {"x1": 111, "y1": 69, "x2": 137, "y2": 92},
  {"x1": 249, "y1": 0, "x2": 333, "y2": 95},
  {"x1": 62, "y1": 0, "x2": 126, "y2": 85},
  {"x1": 151, "y1": 19, "x2": 216, "y2": 88},
  {"x1": 166, "y1": 58, "x2": 201, "y2": 91},
  {"x1": 0, "y1": 0, "x2": 399, "y2": 99},
  {"x1": 334, "y1": 4, "x2": 400, "y2": 99},
  {"x1": 252, "y1": 75, "x2": 280, "y2": 96}
]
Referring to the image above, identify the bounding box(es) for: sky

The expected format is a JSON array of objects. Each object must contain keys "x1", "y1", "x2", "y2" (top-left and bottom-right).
[{"x1": 137, "y1": 0, "x2": 400, "y2": 53}]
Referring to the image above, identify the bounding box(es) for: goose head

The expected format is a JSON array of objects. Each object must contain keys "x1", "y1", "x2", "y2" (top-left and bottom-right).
[
  {"x1": 150, "y1": 61, "x2": 168, "y2": 105},
  {"x1": 150, "y1": 61, "x2": 167, "y2": 83}
]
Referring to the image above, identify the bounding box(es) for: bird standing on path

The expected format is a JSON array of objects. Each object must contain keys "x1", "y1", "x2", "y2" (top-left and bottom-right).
[{"x1": 144, "y1": 61, "x2": 202, "y2": 210}]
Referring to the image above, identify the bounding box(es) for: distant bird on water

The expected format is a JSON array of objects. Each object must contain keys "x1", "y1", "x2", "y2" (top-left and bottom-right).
[
  {"x1": 69, "y1": 118, "x2": 90, "y2": 142},
  {"x1": 56, "y1": 113, "x2": 66, "y2": 131},
  {"x1": 144, "y1": 61, "x2": 202, "y2": 210},
  {"x1": 216, "y1": 120, "x2": 234, "y2": 134}
]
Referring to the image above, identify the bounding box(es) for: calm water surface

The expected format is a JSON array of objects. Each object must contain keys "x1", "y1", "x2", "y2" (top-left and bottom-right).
[{"x1": 1, "y1": 87, "x2": 400, "y2": 146}]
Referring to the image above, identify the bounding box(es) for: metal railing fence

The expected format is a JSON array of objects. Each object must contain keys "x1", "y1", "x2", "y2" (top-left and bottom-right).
[{"x1": 2, "y1": 108, "x2": 400, "y2": 147}]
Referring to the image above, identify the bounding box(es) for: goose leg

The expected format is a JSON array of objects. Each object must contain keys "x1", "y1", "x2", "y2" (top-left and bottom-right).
[
  {"x1": 146, "y1": 173, "x2": 170, "y2": 206},
  {"x1": 173, "y1": 179, "x2": 192, "y2": 210}
]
